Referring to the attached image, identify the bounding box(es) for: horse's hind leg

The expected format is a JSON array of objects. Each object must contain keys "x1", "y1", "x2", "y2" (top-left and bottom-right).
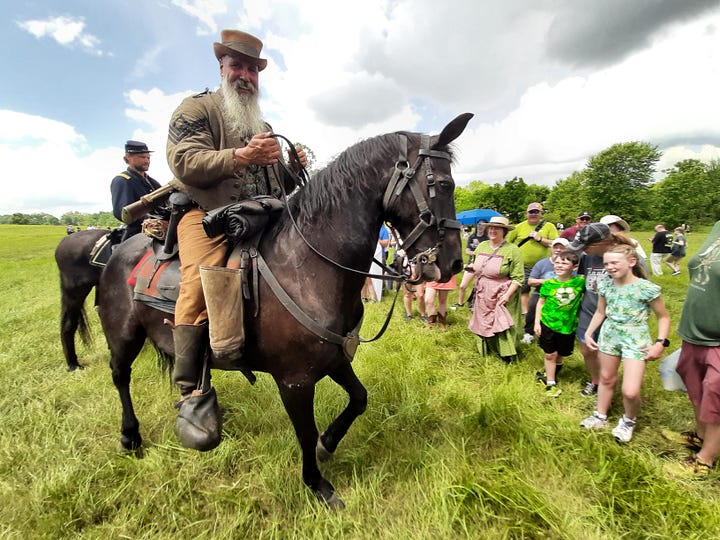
[
  {"x1": 59, "y1": 286, "x2": 93, "y2": 371},
  {"x1": 276, "y1": 380, "x2": 345, "y2": 509},
  {"x1": 317, "y1": 361, "x2": 367, "y2": 462}
]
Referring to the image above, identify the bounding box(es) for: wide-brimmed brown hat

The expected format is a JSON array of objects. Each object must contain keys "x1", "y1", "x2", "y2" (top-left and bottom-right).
[
  {"x1": 213, "y1": 29, "x2": 267, "y2": 71},
  {"x1": 486, "y1": 216, "x2": 514, "y2": 230}
]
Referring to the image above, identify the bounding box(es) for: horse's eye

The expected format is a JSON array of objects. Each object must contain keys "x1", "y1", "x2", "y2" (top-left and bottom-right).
[{"x1": 438, "y1": 179, "x2": 452, "y2": 189}]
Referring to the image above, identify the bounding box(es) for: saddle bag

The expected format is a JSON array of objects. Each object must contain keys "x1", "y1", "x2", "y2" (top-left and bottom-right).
[{"x1": 202, "y1": 195, "x2": 285, "y2": 244}]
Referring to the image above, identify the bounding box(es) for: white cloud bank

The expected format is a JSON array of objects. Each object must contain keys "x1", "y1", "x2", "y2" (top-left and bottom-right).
[
  {"x1": 16, "y1": 15, "x2": 108, "y2": 56},
  {"x1": 4, "y1": 1, "x2": 720, "y2": 216}
]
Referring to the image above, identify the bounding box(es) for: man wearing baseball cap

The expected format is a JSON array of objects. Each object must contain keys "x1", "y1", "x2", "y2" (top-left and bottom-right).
[
  {"x1": 560, "y1": 211, "x2": 592, "y2": 241},
  {"x1": 505, "y1": 202, "x2": 559, "y2": 316}
]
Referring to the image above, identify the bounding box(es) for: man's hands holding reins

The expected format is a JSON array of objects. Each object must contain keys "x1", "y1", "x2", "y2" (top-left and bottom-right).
[{"x1": 234, "y1": 132, "x2": 308, "y2": 169}]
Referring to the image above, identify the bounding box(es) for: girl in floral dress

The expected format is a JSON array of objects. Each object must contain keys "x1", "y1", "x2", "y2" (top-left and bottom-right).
[{"x1": 580, "y1": 244, "x2": 671, "y2": 442}]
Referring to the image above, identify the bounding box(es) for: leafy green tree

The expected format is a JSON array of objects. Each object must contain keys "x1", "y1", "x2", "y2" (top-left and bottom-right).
[
  {"x1": 584, "y1": 142, "x2": 660, "y2": 223},
  {"x1": 495, "y1": 177, "x2": 532, "y2": 222},
  {"x1": 545, "y1": 171, "x2": 590, "y2": 226},
  {"x1": 653, "y1": 159, "x2": 718, "y2": 227},
  {"x1": 11, "y1": 213, "x2": 29, "y2": 224},
  {"x1": 454, "y1": 185, "x2": 477, "y2": 213},
  {"x1": 454, "y1": 181, "x2": 498, "y2": 212}
]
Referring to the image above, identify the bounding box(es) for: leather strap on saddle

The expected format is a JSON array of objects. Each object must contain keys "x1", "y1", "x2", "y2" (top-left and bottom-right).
[{"x1": 253, "y1": 251, "x2": 362, "y2": 361}]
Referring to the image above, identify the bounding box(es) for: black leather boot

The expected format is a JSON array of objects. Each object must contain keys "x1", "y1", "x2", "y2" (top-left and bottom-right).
[
  {"x1": 172, "y1": 323, "x2": 222, "y2": 451},
  {"x1": 172, "y1": 323, "x2": 208, "y2": 397}
]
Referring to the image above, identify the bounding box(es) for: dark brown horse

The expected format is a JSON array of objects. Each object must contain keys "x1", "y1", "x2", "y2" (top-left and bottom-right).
[
  {"x1": 54, "y1": 228, "x2": 108, "y2": 371},
  {"x1": 94, "y1": 114, "x2": 472, "y2": 508}
]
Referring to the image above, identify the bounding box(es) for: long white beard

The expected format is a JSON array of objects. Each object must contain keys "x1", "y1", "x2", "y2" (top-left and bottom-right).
[{"x1": 220, "y1": 77, "x2": 267, "y2": 139}]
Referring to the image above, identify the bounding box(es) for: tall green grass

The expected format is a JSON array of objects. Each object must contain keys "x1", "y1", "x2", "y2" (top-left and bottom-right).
[{"x1": 0, "y1": 224, "x2": 718, "y2": 539}]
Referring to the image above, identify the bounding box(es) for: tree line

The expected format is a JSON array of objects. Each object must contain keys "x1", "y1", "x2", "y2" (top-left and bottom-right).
[
  {"x1": 3, "y1": 141, "x2": 718, "y2": 230},
  {"x1": 0, "y1": 211, "x2": 120, "y2": 227},
  {"x1": 456, "y1": 141, "x2": 720, "y2": 229}
]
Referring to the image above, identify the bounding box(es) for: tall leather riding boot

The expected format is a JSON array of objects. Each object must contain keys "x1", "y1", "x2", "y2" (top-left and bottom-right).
[
  {"x1": 172, "y1": 323, "x2": 208, "y2": 397},
  {"x1": 172, "y1": 322, "x2": 222, "y2": 452},
  {"x1": 200, "y1": 265, "x2": 245, "y2": 368},
  {"x1": 438, "y1": 312, "x2": 447, "y2": 332}
]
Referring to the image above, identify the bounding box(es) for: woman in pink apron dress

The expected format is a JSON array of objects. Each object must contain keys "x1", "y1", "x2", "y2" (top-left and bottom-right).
[{"x1": 468, "y1": 216, "x2": 524, "y2": 362}]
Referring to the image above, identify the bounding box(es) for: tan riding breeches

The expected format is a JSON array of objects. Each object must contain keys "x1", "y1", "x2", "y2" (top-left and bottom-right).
[{"x1": 175, "y1": 207, "x2": 229, "y2": 325}]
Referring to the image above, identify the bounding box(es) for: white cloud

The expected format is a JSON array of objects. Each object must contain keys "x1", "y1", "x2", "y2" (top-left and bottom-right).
[
  {"x1": 0, "y1": 110, "x2": 112, "y2": 215},
  {"x1": 0, "y1": 94, "x2": 181, "y2": 217},
  {"x1": 171, "y1": 0, "x2": 227, "y2": 35},
  {"x1": 5, "y1": 1, "x2": 720, "y2": 216},
  {"x1": 16, "y1": 15, "x2": 108, "y2": 57},
  {"x1": 452, "y1": 12, "x2": 720, "y2": 186}
]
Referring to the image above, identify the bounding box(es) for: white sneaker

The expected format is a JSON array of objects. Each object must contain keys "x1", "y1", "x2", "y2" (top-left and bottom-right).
[
  {"x1": 580, "y1": 411, "x2": 608, "y2": 429},
  {"x1": 612, "y1": 416, "x2": 636, "y2": 442},
  {"x1": 520, "y1": 333, "x2": 534, "y2": 344}
]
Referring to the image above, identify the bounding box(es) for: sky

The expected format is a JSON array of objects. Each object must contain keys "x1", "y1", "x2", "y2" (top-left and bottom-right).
[{"x1": 2, "y1": 0, "x2": 720, "y2": 218}]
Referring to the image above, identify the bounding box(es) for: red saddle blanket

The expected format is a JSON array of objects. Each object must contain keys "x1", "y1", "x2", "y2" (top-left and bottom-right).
[{"x1": 128, "y1": 248, "x2": 180, "y2": 314}]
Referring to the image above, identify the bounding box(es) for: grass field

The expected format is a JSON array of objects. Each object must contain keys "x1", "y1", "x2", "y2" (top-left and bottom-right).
[{"x1": 0, "y1": 223, "x2": 718, "y2": 539}]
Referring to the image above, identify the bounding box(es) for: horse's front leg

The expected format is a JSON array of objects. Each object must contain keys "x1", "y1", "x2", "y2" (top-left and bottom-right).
[
  {"x1": 110, "y1": 339, "x2": 146, "y2": 452},
  {"x1": 275, "y1": 378, "x2": 345, "y2": 510},
  {"x1": 316, "y1": 360, "x2": 367, "y2": 462}
]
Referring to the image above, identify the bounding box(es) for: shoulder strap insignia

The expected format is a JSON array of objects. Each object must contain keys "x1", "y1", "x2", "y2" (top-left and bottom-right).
[
  {"x1": 118, "y1": 173, "x2": 131, "y2": 180},
  {"x1": 192, "y1": 87, "x2": 212, "y2": 98}
]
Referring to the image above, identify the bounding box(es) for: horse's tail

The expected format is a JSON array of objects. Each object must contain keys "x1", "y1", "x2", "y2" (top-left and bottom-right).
[
  {"x1": 76, "y1": 306, "x2": 93, "y2": 347},
  {"x1": 152, "y1": 343, "x2": 174, "y2": 384}
]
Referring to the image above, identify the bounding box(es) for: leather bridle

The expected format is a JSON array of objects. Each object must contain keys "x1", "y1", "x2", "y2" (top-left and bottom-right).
[{"x1": 382, "y1": 133, "x2": 462, "y2": 283}]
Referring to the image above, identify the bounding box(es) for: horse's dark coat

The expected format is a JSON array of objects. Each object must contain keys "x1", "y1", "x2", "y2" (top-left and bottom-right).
[{"x1": 58, "y1": 115, "x2": 472, "y2": 507}]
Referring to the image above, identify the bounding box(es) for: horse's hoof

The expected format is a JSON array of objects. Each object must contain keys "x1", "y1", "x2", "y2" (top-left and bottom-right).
[
  {"x1": 67, "y1": 363, "x2": 84, "y2": 372},
  {"x1": 317, "y1": 491, "x2": 345, "y2": 510},
  {"x1": 120, "y1": 434, "x2": 143, "y2": 453},
  {"x1": 316, "y1": 435, "x2": 333, "y2": 462}
]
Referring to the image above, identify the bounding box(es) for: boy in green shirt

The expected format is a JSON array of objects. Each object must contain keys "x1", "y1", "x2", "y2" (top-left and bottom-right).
[{"x1": 534, "y1": 251, "x2": 585, "y2": 397}]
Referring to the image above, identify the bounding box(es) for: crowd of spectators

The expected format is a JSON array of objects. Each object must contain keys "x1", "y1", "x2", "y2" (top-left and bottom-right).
[{"x1": 369, "y1": 207, "x2": 710, "y2": 476}]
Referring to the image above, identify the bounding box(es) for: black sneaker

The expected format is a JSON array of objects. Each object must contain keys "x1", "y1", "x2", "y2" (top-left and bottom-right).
[{"x1": 581, "y1": 382, "x2": 598, "y2": 396}]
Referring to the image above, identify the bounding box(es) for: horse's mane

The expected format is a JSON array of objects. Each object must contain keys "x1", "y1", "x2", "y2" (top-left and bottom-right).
[
  {"x1": 279, "y1": 131, "x2": 456, "y2": 232},
  {"x1": 281, "y1": 133, "x2": 400, "y2": 230}
]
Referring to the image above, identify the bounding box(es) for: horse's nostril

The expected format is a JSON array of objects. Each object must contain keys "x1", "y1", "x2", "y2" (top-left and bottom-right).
[{"x1": 451, "y1": 259, "x2": 463, "y2": 275}]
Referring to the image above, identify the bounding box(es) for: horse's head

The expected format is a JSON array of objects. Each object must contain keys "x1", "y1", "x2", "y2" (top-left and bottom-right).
[{"x1": 383, "y1": 113, "x2": 473, "y2": 283}]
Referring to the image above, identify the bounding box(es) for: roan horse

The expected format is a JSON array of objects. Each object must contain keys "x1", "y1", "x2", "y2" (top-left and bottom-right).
[{"x1": 89, "y1": 113, "x2": 472, "y2": 508}]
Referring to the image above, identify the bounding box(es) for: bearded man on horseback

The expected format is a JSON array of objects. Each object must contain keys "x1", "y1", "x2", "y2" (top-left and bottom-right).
[{"x1": 166, "y1": 29, "x2": 307, "y2": 448}]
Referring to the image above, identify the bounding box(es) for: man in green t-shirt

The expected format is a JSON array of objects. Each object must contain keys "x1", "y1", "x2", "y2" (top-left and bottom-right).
[
  {"x1": 534, "y1": 250, "x2": 585, "y2": 397},
  {"x1": 670, "y1": 220, "x2": 720, "y2": 476},
  {"x1": 505, "y1": 202, "x2": 559, "y2": 315}
]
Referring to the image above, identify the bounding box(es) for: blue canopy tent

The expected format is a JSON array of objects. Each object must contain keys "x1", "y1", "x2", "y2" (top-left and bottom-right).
[{"x1": 456, "y1": 208, "x2": 502, "y2": 226}]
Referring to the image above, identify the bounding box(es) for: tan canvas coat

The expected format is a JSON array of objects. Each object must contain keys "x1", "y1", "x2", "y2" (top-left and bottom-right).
[{"x1": 166, "y1": 89, "x2": 293, "y2": 211}]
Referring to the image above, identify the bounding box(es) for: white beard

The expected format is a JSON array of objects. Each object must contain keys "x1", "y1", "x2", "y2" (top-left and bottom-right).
[{"x1": 220, "y1": 77, "x2": 267, "y2": 140}]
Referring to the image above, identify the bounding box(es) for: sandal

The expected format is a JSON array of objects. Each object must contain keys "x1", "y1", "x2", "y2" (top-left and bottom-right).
[
  {"x1": 664, "y1": 455, "x2": 713, "y2": 478},
  {"x1": 661, "y1": 429, "x2": 704, "y2": 451},
  {"x1": 681, "y1": 430, "x2": 704, "y2": 451},
  {"x1": 691, "y1": 455, "x2": 713, "y2": 475}
]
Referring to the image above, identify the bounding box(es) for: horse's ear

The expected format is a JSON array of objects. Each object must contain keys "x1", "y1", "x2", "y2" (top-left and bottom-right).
[{"x1": 434, "y1": 113, "x2": 474, "y2": 148}]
